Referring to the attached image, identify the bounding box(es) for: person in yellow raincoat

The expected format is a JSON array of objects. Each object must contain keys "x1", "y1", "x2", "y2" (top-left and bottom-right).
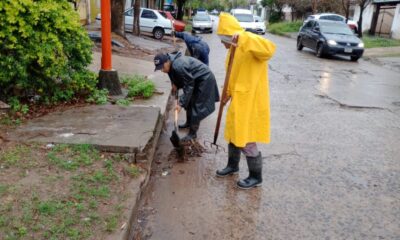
[{"x1": 215, "y1": 13, "x2": 276, "y2": 189}]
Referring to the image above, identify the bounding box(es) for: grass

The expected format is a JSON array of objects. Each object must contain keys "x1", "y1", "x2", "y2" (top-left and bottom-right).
[
  {"x1": 185, "y1": 22, "x2": 192, "y2": 32},
  {"x1": 268, "y1": 21, "x2": 303, "y2": 36},
  {"x1": 121, "y1": 75, "x2": 155, "y2": 99},
  {"x1": 0, "y1": 143, "x2": 144, "y2": 240},
  {"x1": 362, "y1": 35, "x2": 400, "y2": 48}
]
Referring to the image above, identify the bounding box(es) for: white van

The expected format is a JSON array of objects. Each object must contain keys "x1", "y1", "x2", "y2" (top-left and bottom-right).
[{"x1": 230, "y1": 9, "x2": 257, "y2": 33}]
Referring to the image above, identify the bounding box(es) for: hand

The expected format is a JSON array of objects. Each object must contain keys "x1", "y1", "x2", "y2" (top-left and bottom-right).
[
  {"x1": 171, "y1": 84, "x2": 177, "y2": 94},
  {"x1": 232, "y1": 34, "x2": 239, "y2": 43},
  {"x1": 222, "y1": 95, "x2": 231, "y2": 106},
  {"x1": 175, "y1": 104, "x2": 182, "y2": 112}
]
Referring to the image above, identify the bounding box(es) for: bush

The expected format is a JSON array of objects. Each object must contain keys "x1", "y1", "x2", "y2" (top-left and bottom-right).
[
  {"x1": 121, "y1": 75, "x2": 155, "y2": 99},
  {"x1": 0, "y1": 0, "x2": 96, "y2": 104}
]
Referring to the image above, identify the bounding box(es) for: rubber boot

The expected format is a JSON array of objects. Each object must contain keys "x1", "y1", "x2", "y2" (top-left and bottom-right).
[
  {"x1": 216, "y1": 143, "x2": 240, "y2": 177},
  {"x1": 237, "y1": 152, "x2": 263, "y2": 189},
  {"x1": 179, "y1": 109, "x2": 191, "y2": 129},
  {"x1": 181, "y1": 123, "x2": 199, "y2": 141}
]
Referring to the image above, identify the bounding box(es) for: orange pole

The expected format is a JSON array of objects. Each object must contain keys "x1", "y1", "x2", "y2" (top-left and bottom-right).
[{"x1": 101, "y1": 0, "x2": 112, "y2": 70}]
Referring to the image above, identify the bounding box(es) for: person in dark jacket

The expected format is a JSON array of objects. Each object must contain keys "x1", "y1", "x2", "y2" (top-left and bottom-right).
[
  {"x1": 174, "y1": 32, "x2": 210, "y2": 66},
  {"x1": 173, "y1": 32, "x2": 211, "y2": 129},
  {"x1": 154, "y1": 52, "x2": 219, "y2": 141}
]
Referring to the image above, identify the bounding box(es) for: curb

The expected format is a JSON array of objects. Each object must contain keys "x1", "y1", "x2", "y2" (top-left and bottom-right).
[{"x1": 116, "y1": 94, "x2": 171, "y2": 240}]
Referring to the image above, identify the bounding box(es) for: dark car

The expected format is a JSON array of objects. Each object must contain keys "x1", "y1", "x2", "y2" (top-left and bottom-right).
[{"x1": 297, "y1": 20, "x2": 364, "y2": 61}]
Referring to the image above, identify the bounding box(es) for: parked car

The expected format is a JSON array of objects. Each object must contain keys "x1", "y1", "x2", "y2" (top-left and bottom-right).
[
  {"x1": 297, "y1": 20, "x2": 364, "y2": 61},
  {"x1": 304, "y1": 13, "x2": 358, "y2": 33},
  {"x1": 96, "y1": 7, "x2": 173, "y2": 40},
  {"x1": 158, "y1": 10, "x2": 185, "y2": 32},
  {"x1": 230, "y1": 9, "x2": 257, "y2": 33},
  {"x1": 163, "y1": 4, "x2": 176, "y2": 18},
  {"x1": 210, "y1": 9, "x2": 219, "y2": 15},
  {"x1": 192, "y1": 14, "x2": 213, "y2": 33},
  {"x1": 253, "y1": 15, "x2": 266, "y2": 35}
]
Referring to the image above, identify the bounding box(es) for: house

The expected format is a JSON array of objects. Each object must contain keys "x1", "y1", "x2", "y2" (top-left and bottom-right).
[
  {"x1": 70, "y1": 0, "x2": 92, "y2": 25},
  {"x1": 353, "y1": 0, "x2": 400, "y2": 39}
]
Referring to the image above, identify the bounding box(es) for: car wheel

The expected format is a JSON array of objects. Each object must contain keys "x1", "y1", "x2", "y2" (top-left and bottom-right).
[
  {"x1": 316, "y1": 43, "x2": 324, "y2": 58},
  {"x1": 209, "y1": 30, "x2": 213, "y2": 34},
  {"x1": 297, "y1": 37, "x2": 303, "y2": 51},
  {"x1": 262, "y1": 32, "x2": 266, "y2": 35},
  {"x1": 153, "y1": 28, "x2": 164, "y2": 40},
  {"x1": 191, "y1": 30, "x2": 195, "y2": 34},
  {"x1": 351, "y1": 56, "x2": 360, "y2": 62}
]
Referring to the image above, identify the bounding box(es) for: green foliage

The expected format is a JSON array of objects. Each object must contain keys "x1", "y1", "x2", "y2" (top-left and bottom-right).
[
  {"x1": 121, "y1": 75, "x2": 155, "y2": 99},
  {"x1": 86, "y1": 89, "x2": 109, "y2": 105},
  {"x1": 8, "y1": 97, "x2": 29, "y2": 115},
  {"x1": 0, "y1": 0, "x2": 96, "y2": 103},
  {"x1": 362, "y1": 35, "x2": 400, "y2": 49},
  {"x1": 47, "y1": 144, "x2": 100, "y2": 171},
  {"x1": 0, "y1": 145, "x2": 31, "y2": 167},
  {"x1": 116, "y1": 99, "x2": 131, "y2": 107},
  {"x1": 268, "y1": 21, "x2": 302, "y2": 35},
  {"x1": 125, "y1": 164, "x2": 141, "y2": 178}
]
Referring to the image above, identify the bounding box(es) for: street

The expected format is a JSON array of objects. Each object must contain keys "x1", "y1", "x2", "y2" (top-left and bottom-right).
[{"x1": 132, "y1": 17, "x2": 400, "y2": 240}]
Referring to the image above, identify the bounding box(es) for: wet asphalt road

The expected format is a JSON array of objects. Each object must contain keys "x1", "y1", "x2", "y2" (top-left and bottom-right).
[{"x1": 132, "y1": 17, "x2": 400, "y2": 240}]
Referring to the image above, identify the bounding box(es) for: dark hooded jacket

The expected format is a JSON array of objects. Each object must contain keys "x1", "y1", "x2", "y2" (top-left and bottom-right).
[
  {"x1": 175, "y1": 32, "x2": 210, "y2": 65},
  {"x1": 167, "y1": 52, "x2": 219, "y2": 122}
]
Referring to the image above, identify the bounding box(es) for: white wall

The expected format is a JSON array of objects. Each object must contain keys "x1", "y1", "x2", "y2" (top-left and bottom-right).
[
  {"x1": 353, "y1": 4, "x2": 374, "y2": 32},
  {"x1": 391, "y1": 3, "x2": 400, "y2": 39}
]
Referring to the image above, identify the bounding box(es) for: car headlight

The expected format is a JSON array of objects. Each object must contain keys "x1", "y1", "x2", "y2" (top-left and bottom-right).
[
  {"x1": 327, "y1": 40, "x2": 337, "y2": 46},
  {"x1": 358, "y1": 42, "x2": 364, "y2": 48}
]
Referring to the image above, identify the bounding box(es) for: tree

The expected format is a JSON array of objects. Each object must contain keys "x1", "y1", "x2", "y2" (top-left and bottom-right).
[
  {"x1": 111, "y1": 0, "x2": 126, "y2": 36},
  {"x1": 67, "y1": 0, "x2": 81, "y2": 10},
  {"x1": 356, "y1": 0, "x2": 371, "y2": 37},
  {"x1": 264, "y1": 0, "x2": 285, "y2": 23},
  {"x1": 176, "y1": 0, "x2": 187, "y2": 20},
  {"x1": 133, "y1": 0, "x2": 141, "y2": 35},
  {"x1": 342, "y1": 0, "x2": 352, "y2": 23}
]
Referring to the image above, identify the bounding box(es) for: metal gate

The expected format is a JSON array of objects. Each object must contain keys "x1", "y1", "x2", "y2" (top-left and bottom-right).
[{"x1": 375, "y1": 5, "x2": 396, "y2": 37}]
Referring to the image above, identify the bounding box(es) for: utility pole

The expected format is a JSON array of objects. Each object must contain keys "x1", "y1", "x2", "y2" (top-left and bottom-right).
[{"x1": 98, "y1": 0, "x2": 122, "y2": 95}]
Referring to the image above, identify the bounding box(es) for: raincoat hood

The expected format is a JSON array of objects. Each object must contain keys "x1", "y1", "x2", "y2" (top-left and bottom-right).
[{"x1": 217, "y1": 13, "x2": 244, "y2": 36}]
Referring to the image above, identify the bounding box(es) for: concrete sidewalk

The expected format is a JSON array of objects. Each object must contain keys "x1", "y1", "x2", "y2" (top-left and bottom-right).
[{"x1": 6, "y1": 53, "x2": 173, "y2": 240}]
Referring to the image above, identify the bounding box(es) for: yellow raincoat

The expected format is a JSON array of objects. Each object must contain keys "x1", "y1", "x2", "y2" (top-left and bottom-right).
[{"x1": 218, "y1": 13, "x2": 276, "y2": 147}]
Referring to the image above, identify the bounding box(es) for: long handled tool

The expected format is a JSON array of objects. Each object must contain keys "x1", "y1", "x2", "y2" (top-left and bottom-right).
[
  {"x1": 170, "y1": 91, "x2": 184, "y2": 156},
  {"x1": 207, "y1": 36, "x2": 239, "y2": 151}
]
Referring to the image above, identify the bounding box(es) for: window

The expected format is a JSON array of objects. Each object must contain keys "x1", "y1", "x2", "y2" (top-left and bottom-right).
[
  {"x1": 304, "y1": 21, "x2": 314, "y2": 29},
  {"x1": 159, "y1": 11, "x2": 167, "y2": 19},
  {"x1": 125, "y1": 9, "x2": 133, "y2": 16},
  {"x1": 141, "y1": 10, "x2": 157, "y2": 19},
  {"x1": 320, "y1": 15, "x2": 345, "y2": 22}
]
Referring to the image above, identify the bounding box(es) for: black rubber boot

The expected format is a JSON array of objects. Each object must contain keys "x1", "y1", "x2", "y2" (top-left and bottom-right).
[
  {"x1": 237, "y1": 152, "x2": 263, "y2": 189},
  {"x1": 181, "y1": 123, "x2": 199, "y2": 141},
  {"x1": 179, "y1": 109, "x2": 191, "y2": 129},
  {"x1": 216, "y1": 143, "x2": 241, "y2": 177}
]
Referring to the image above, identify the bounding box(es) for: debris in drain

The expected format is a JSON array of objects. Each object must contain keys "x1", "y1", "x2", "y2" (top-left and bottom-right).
[{"x1": 162, "y1": 171, "x2": 170, "y2": 176}]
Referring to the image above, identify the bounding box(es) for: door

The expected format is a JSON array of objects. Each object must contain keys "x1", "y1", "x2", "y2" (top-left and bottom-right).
[
  {"x1": 302, "y1": 21, "x2": 315, "y2": 47},
  {"x1": 310, "y1": 22, "x2": 321, "y2": 50},
  {"x1": 124, "y1": 8, "x2": 134, "y2": 32},
  {"x1": 140, "y1": 9, "x2": 158, "y2": 33}
]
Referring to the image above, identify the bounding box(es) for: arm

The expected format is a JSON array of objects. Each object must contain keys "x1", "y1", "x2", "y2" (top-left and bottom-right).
[
  {"x1": 177, "y1": 63, "x2": 195, "y2": 109},
  {"x1": 174, "y1": 31, "x2": 185, "y2": 39}
]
